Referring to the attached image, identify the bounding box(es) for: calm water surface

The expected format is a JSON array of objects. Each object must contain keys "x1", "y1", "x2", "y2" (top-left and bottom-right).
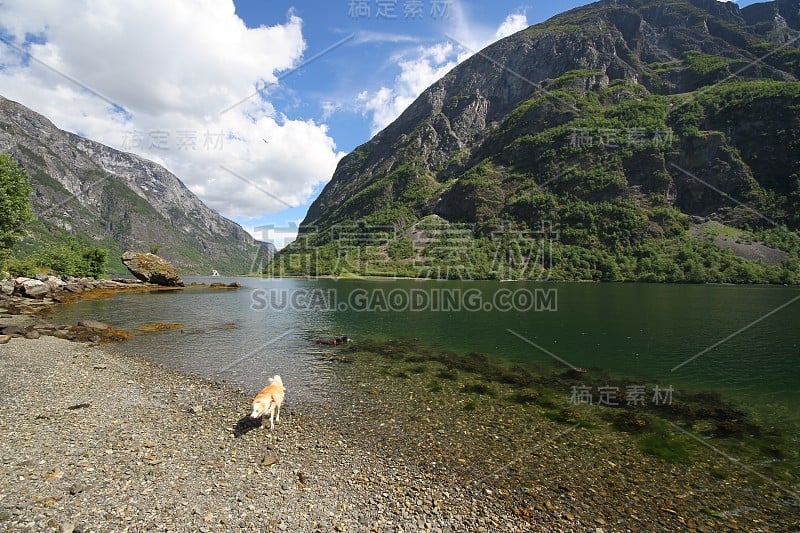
[{"x1": 49, "y1": 277, "x2": 800, "y2": 429}]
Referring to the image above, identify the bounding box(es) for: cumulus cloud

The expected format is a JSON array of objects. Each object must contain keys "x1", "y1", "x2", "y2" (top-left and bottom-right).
[
  {"x1": 357, "y1": 42, "x2": 459, "y2": 134},
  {"x1": 0, "y1": 0, "x2": 346, "y2": 218},
  {"x1": 495, "y1": 13, "x2": 530, "y2": 40},
  {"x1": 356, "y1": 6, "x2": 529, "y2": 135}
]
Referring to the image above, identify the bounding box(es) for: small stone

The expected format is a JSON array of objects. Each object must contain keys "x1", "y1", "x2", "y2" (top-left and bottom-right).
[
  {"x1": 0, "y1": 279, "x2": 14, "y2": 296},
  {"x1": 24, "y1": 330, "x2": 40, "y2": 339},
  {"x1": 68, "y1": 484, "x2": 85, "y2": 495},
  {"x1": 0, "y1": 335, "x2": 10, "y2": 344},
  {"x1": 188, "y1": 405, "x2": 203, "y2": 414},
  {"x1": 260, "y1": 454, "x2": 278, "y2": 467},
  {"x1": 77, "y1": 320, "x2": 110, "y2": 331}
]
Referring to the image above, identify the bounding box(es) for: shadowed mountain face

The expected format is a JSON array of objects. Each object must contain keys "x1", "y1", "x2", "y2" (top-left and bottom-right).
[
  {"x1": 293, "y1": 0, "x2": 800, "y2": 282},
  {"x1": 0, "y1": 96, "x2": 258, "y2": 274}
]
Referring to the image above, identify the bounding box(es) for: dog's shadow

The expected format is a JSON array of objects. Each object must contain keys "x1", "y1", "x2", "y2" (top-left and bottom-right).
[{"x1": 233, "y1": 414, "x2": 263, "y2": 437}]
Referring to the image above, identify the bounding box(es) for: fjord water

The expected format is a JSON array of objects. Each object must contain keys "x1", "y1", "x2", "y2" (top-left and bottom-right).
[{"x1": 49, "y1": 278, "x2": 800, "y2": 427}]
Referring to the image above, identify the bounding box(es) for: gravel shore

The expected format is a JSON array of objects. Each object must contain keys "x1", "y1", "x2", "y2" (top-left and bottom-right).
[
  {"x1": 1, "y1": 335, "x2": 798, "y2": 531},
  {"x1": 0, "y1": 336, "x2": 533, "y2": 532}
]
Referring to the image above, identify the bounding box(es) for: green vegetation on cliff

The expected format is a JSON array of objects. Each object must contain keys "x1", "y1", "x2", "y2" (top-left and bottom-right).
[
  {"x1": 280, "y1": 0, "x2": 800, "y2": 283},
  {"x1": 271, "y1": 80, "x2": 800, "y2": 283}
]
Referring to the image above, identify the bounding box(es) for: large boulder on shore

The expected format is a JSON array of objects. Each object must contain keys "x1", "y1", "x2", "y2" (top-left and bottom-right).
[
  {"x1": 21, "y1": 279, "x2": 49, "y2": 298},
  {"x1": 121, "y1": 252, "x2": 184, "y2": 287}
]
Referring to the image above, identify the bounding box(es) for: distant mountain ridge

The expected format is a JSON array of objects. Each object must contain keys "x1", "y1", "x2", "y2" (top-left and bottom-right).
[
  {"x1": 291, "y1": 0, "x2": 800, "y2": 282},
  {"x1": 0, "y1": 96, "x2": 259, "y2": 274}
]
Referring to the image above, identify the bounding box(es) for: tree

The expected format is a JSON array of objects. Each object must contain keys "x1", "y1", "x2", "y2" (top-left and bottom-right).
[
  {"x1": 388, "y1": 237, "x2": 414, "y2": 260},
  {"x1": 0, "y1": 153, "x2": 34, "y2": 251}
]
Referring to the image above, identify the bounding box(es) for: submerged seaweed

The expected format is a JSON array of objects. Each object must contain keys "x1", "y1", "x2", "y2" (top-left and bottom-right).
[{"x1": 339, "y1": 336, "x2": 799, "y2": 476}]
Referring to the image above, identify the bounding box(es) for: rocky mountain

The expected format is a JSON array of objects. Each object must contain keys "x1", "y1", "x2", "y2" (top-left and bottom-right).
[
  {"x1": 0, "y1": 96, "x2": 259, "y2": 274},
  {"x1": 294, "y1": 0, "x2": 800, "y2": 282}
]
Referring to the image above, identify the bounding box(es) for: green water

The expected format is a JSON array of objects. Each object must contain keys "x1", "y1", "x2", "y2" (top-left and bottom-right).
[{"x1": 49, "y1": 277, "x2": 800, "y2": 429}]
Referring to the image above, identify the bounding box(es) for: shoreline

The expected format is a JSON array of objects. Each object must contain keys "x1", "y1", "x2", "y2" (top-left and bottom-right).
[
  {"x1": 2, "y1": 336, "x2": 798, "y2": 530},
  {"x1": 239, "y1": 273, "x2": 795, "y2": 287},
  {"x1": 2, "y1": 277, "x2": 799, "y2": 530},
  {"x1": 0, "y1": 276, "x2": 241, "y2": 344}
]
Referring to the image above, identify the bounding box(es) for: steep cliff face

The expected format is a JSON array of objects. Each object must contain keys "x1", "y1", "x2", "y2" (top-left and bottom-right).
[
  {"x1": 303, "y1": 0, "x2": 799, "y2": 232},
  {"x1": 294, "y1": 0, "x2": 800, "y2": 282},
  {"x1": 0, "y1": 96, "x2": 258, "y2": 273}
]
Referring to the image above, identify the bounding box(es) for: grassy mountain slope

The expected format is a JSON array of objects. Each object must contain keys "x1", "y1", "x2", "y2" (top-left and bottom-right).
[{"x1": 277, "y1": 0, "x2": 800, "y2": 282}]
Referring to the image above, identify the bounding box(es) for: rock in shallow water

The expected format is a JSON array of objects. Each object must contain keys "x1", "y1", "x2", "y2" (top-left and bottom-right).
[{"x1": 77, "y1": 320, "x2": 110, "y2": 331}]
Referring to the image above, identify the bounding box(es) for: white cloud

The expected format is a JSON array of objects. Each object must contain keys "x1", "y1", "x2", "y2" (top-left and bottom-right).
[
  {"x1": 357, "y1": 42, "x2": 459, "y2": 135},
  {"x1": 495, "y1": 13, "x2": 529, "y2": 40},
  {"x1": 353, "y1": 31, "x2": 420, "y2": 44},
  {"x1": 355, "y1": 6, "x2": 529, "y2": 135},
  {"x1": 320, "y1": 100, "x2": 342, "y2": 121},
  {"x1": 0, "y1": 0, "x2": 346, "y2": 219}
]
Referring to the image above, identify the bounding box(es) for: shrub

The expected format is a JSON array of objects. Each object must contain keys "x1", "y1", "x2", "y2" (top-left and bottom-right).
[{"x1": 34, "y1": 237, "x2": 108, "y2": 278}]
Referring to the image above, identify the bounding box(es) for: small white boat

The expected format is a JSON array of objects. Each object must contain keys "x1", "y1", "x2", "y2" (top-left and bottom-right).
[{"x1": 211, "y1": 269, "x2": 220, "y2": 276}]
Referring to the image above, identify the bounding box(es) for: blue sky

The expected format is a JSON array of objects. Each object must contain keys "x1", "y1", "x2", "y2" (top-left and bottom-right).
[
  {"x1": 233, "y1": 0, "x2": 590, "y2": 152},
  {"x1": 231, "y1": 0, "x2": 599, "y2": 246},
  {"x1": 0, "y1": 0, "x2": 762, "y2": 248}
]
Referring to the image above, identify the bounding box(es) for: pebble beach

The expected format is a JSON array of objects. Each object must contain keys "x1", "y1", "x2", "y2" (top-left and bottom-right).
[
  {"x1": 1, "y1": 334, "x2": 798, "y2": 531},
  {"x1": 0, "y1": 336, "x2": 534, "y2": 532},
  {"x1": 0, "y1": 278, "x2": 798, "y2": 531}
]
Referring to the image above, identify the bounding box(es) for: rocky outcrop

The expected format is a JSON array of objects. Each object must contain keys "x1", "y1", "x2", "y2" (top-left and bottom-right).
[
  {"x1": 1, "y1": 275, "x2": 143, "y2": 310},
  {"x1": 0, "y1": 273, "x2": 242, "y2": 346},
  {"x1": 0, "y1": 96, "x2": 259, "y2": 274},
  {"x1": 121, "y1": 252, "x2": 184, "y2": 287},
  {"x1": 0, "y1": 274, "x2": 156, "y2": 344}
]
